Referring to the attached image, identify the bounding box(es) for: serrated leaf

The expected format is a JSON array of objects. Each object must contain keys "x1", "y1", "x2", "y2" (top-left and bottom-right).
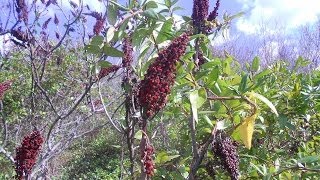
[
  {"x1": 103, "y1": 45, "x2": 124, "y2": 57},
  {"x1": 248, "y1": 92, "x2": 279, "y2": 117},
  {"x1": 235, "y1": 113, "x2": 258, "y2": 149}
]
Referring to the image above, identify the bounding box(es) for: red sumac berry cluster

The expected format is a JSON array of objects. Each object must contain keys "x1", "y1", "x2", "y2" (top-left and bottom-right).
[
  {"x1": 192, "y1": 0, "x2": 220, "y2": 33},
  {"x1": 15, "y1": 131, "x2": 44, "y2": 180},
  {"x1": 142, "y1": 145, "x2": 155, "y2": 177},
  {"x1": 0, "y1": 80, "x2": 13, "y2": 99},
  {"x1": 98, "y1": 65, "x2": 120, "y2": 80},
  {"x1": 212, "y1": 134, "x2": 240, "y2": 180},
  {"x1": 192, "y1": 0, "x2": 209, "y2": 28},
  {"x1": 122, "y1": 37, "x2": 133, "y2": 68},
  {"x1": 138, "y1": 33, "x2": 189, "y2": 118}
]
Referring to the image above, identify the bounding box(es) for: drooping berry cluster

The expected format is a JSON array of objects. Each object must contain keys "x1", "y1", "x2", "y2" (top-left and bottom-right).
[
  {"x1": 212, "y1": 134, "x2": 240, "y2": 180},
  {"x1": 16, "y1": 0, "x2": 28, "y2": 23},
  {"x1": 122, "y1": 37, "x2": 133, "y2": 68},
  {"x1": 138, "y1": 33, "x2": 189, "y2": 118},
  {"x1": 192, "y1": 0, "x2": 209, "y2": 29},
  {"x1": 15, "y1": 131, "x2": 44, "y2": 180},
  {"x1": 98, "y1": 65, "x2": 120, "y2": 80},
  {"x1": 0, "y1": 80, "x2": 13, "y2": 99},
  {"x1": 141, "y1": 145, "x2": 155, "y2": 177}
]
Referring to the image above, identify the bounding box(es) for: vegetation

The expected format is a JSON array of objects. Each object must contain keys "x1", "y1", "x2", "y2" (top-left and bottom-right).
[{"x1": 0, "y1": 0, "x2": 319, "y2": 179}]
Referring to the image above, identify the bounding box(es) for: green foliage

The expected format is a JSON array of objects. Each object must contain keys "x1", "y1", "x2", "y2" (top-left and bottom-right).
[{"x1": 61, "y1": 131, "x2": 122, "y2": 179}]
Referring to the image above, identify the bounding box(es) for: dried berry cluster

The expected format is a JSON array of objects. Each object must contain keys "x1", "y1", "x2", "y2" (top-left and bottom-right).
[
  {"x1": 212, "y1": 134, "x2": 240, "y2": 180},
  {"x1": 16, "y1": 0, "x2": 28, "y2": 23},
  {"x1": 207, "y1": 0, "x2": 220, "y2": 21},
  {"x1": 15, "y1": 131, "x2": 44, "y2": 180},
  {"x1": 42, "y1": 17, "x2": 52, "y2": 30},
  {"x1": 54, "y1": 14, "x2": 59, "y2": 25},
  {"x1": 141, "y1": 145, "x2": 155, "y2": 177},
  {"x1": 98, "y1": 65, "x2": 120, "y2": 80},
  {"x1": 0, "y1": 80, "x2": 12, "y2": 99},
  {"x1": 122, "y1": 37, "x2": 134, "y2": 68},
  {"x1": 11, "y1": 28, "x2": 29, "y2": 43},
  {"x1": 87, "y1": 12, "x2": 105, "y2": 35},
  {"x1": 138, "y1": 33, "x2": 189, "y2": 118},
  {"x1": 192, "y1": 0, "x2": 220, "y2": 32}
]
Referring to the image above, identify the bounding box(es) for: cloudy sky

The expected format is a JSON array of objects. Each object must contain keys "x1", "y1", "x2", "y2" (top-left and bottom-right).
[{"x1": 81, "y1": 0, "x2": 320, "y2": 35}]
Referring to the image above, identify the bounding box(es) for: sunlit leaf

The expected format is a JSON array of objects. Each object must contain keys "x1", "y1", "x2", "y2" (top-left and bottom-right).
[
  {"x1": 134, "y1": 130, "x2": 143, "y2": 140},
  {"x1": 252, "y1": 56, "x2": 260, "y2": 72},
  {"x1": 235, "y1": 113, "x2": 258, "y2": 149},
  {"x1": 189, "y1": 88, "x2": 207, "y2": 122},
  {"x1": 248, "y1": 92, "x2": 279, "y2": 117}
]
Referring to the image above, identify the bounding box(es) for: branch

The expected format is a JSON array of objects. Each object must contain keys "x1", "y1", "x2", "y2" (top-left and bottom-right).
[
  {"x1": 0, "y1": 101, "x2": 8, "y2": 147},
  {"x1": 97, "y1": 81, "x2": 123, "y2": 133},
  {"x1": 46, "y1": 80, "x2": 94, "y2": 145},
  {"x1": 188, "y1": 126, "x2": 217, "y2": 180},
  {"x1": 0, "y1": 146, "x2": 15, "y2": 164}
]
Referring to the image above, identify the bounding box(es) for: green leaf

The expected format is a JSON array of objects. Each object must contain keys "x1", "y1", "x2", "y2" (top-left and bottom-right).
[
  {"x1": 134, "y1": 130, "x2": 143, "y2": 140},
  {"x1": 145, "y1": 1, "x2": 158, "y2": 9},
  {"x1": 189, "y1": 88, "x2": 207, "y2": 123},
  {"x1": 252, "y1": 56, "x2": 260, "y2": 72},
  {"x1": 155, "y1": 151, "x2": 180, "y2": 164},
  {"x1": 85, "y1": 45, "x2": 101, "y2": 54},
  {"x1": 297, "y1": 156, "x2": 319, "y2": 164},
  {"x1": 164, "y1": 0, "x2": 171, "y2": 7},
  {"x1": 239, "y1": 74, "x2": 248, "y2": 93},
  {"x1": 107, "y1": 4, "x2": 118, "y2": 25},
  {"x1": 203, "y1": 115, "x2": 213, "y2": 127},
  {"x1": 278, "y1": 114, "x2": 295, "y2": 130},
  {"x1": 254, "y1": 69, "x2": 272, "y2": 80},
  {"x1": 103, "y1": 45, "x2": 124, "y2": 57},
  {"x1": 172, "y1": 6, "x2": 184, "y2": 12},
  {"x1": 98, "y1": 61, "x2": 112, "y2": 68},
  {"x1": 143, "y1": 9, "x2": 158, "y2": 19},
  {"x1": 91, "y1": 36, "x2": 104, "y2": 46},
  {"x1": 156, "y1": 19, "x2": 173, "y2": 44},
  {"x1": 248, "y1": 92, "x2": 279, "y2": 117}
]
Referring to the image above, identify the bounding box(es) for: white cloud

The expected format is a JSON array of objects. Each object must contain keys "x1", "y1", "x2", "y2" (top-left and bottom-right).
[{"x1": 236, "y1": 0, "x2": 320, "y2": 35}]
